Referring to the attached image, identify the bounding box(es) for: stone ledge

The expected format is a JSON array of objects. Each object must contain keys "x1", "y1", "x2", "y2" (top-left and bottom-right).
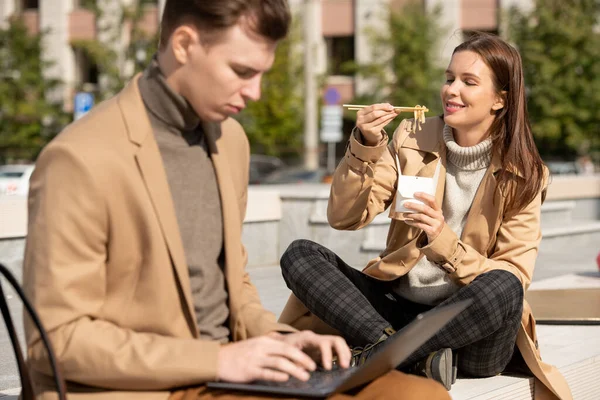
[
  {"x1": 312, "y1": 199, "x2": 583, "y2": 226},
  {"x1": 540, "y1": 200, "x2": 576, "y2": 212},
  {"x1": 258, "y1": 184, "x2": 331, "y2": 200},
  {"x1": 361, "y1": 221, "x2": 600, "y2": 253},
  {"x1": 546, "y1": 174, "x2": 600, "y2": 201},
  {"x1": 245, "y1": 188, "x2": 282, "y2": 223},
  {"x1": 450, "y1": 355, "x2": 600, "y2": 400},
  {"x1": 0, "y1": 197, "x2": 27, "y2": 239},
  {"x1": 542, "y1": 221, "x2": 600, "y2": 238},
  {"x1": 450, "y1": 374, "x2": 534, "y2": 400},
  {"x1": 3, "y1": 177, "x2": 599, "y2": 240},
  {"x1": 0, "y1": 388, "x2": 19, "y2": 398},
  {"x1": 309, "y1": 211, "x2": 390, "y2": 225},
  {"x1": 260, "y1": 174, "x2": 600, "y2": 202}
]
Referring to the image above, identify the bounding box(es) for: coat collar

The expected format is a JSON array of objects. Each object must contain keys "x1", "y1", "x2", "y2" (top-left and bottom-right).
[
  {"x1": 396, "y1": 116, "x2": 447, "y2": 209},
  {"x1": 401, "y1": 117, "x2": 522, "y2": 179},
  {"x1": 394, "y1": 116, "x2": 506, "y2": 247},
  {"x1": 115, "y1": 75, "x2": 245, "y2": 336},
  {"x1": 118, "y1": 74, "x2": 151, "y2": 147},
  {"x1": 116, "y1": 75, "x2": 198, "y2": 336},
  {"x1": 400, "y1": 116, "x2": 445, "y2": 155},
  {"x1": 395, "y1": 117, "x2": 511, "y2": 181}
]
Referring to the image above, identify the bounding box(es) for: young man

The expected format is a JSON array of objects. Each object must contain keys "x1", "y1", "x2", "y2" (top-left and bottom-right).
[{"x1": 22, "y1": 1, "x2": 449, "y2": 399}]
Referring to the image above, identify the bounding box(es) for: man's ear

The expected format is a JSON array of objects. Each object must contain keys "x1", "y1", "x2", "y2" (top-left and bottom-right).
[
  {"x1": 170, "y1": 25, "x2": 199, "y2": 64},
  {"x1": 492, "y1": 90, "x2": 507, "y2": 111}
]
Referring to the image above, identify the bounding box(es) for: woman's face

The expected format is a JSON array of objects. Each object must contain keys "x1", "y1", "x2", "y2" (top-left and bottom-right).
[{"x1": 440, "y1": 50, "x2": 504, "y2": 137}]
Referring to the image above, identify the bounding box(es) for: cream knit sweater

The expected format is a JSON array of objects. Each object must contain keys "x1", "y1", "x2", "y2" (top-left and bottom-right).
[{"x1": 393, "y1": 125, "x2": 493, "y2": 305}]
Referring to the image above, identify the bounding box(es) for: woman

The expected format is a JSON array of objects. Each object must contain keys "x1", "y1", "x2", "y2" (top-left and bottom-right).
[{"x1": 278, "y1": 33, "x2": 572, "y2": 399}]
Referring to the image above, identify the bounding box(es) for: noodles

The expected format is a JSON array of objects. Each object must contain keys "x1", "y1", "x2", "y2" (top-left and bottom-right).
[
  {"x1": 342, "y1": 103, "x2": 429, "y2": 133},
  {"x1": 412, "y1": 105, "x2": 427, "y2": 133}
]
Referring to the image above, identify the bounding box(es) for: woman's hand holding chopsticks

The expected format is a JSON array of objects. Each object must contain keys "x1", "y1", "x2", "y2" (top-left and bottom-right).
[{"x1": 355, "y1": 103, "x2": 400, "y2": 146}]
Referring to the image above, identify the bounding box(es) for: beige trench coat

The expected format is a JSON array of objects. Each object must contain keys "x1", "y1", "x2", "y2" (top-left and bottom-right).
[
  {"x1": 22, "y1": 75, "x2": 294, "y2": 400},
  {"x1": 279, "y1": 117, "x2": 572, "y2": 400}
]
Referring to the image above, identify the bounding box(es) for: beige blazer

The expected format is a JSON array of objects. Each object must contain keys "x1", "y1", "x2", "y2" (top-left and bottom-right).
[
  {"x1": 22, "y1": 75, "x2": 294, "y2": 400},
  {"x1": 279, "y1": 117, "x2": 572, "y2": 400}
]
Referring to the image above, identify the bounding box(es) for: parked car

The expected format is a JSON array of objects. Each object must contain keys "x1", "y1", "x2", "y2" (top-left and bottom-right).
[
  {"x1": 249, "y1": 154, "x2": 285, "y2": 184},
  {"x1": 546, "y1": 161, "x2": 579, "y2": 176},
  {"x1": 261, "y1": 166, "x2": 330, "y2": 185},
  {"x1": 0, "y1": 164, "x2": 35, "y2": 196}
]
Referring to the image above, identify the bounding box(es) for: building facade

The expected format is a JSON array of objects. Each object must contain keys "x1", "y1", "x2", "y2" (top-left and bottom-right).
[
  {"x1": 288, "y1": 0, "x2": 533, "y2": 104},
  {"x1": 0, "y1": 0, "x2": 165, "y2": 110},
  {"x1": 0, "y1": 0, "x2": 532, "y2": 109}
]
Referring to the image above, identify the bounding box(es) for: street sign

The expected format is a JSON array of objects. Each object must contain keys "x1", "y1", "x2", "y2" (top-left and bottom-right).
[
  {"x1": 320, "y1": 102, "x2": 344, "y2": 173},
  {"x1": 74, "y1": 92, "x2": 94, "y2": 120},
  {"x1": 323, "y1": 87, "x2": 341, "y2": 105},
  {"x1": 320, "y1": 105, "x2": 343, "y2": 143}
]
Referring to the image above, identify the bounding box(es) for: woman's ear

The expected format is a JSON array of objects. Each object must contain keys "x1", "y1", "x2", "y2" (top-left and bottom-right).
[{"x1": 492, "y1": 90, "x2": 507, "y2": 111}]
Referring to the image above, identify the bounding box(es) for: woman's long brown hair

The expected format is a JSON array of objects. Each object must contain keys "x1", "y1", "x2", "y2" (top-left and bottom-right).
[{"x1": 453, "y1": 33, "x2": 545, "y2": 213}]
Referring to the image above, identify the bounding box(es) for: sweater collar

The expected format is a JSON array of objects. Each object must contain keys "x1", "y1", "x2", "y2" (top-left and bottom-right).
[
  {"x1": 443, "y1": 124, "x2": 492, "y2": 171},
  {"x1": 138, "y1": 57, "x2": 200, "y2": 133}
]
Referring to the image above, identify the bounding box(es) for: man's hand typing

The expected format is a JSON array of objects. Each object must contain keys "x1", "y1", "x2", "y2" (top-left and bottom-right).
[{"x1": 216, "y1": 331, "x2": 351, "y2": 383}]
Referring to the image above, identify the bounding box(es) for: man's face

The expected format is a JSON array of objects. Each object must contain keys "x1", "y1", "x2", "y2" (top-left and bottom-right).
[{"x1": 177, "y1": 20, "x2": 277, "y2": 122}]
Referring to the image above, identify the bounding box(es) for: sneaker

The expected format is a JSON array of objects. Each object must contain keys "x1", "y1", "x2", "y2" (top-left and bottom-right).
[
  {"x1": 452, "y1": 350, "x2": 458, "y2": 384},
  {"x1": 349, "y1": 327, "x2": 396, "y2": 367},
  {"x1": 407, "y1": 348, "x2": 454, "y2": 390}
]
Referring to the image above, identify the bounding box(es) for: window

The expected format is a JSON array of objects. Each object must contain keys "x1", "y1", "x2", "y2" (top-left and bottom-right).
[
  {"x1": 325, "y1": 36, "x2": 355, "y2": 76},
  {"x1": 22, "y1": 0, "x2": 39, "y2": 9},
  {"x1": 87, "y1": 63, "x2": 99, "y2": 85},
  {"x1": 74, "y1": 48, "x2": 99, "y2": 87},
  {"x1": 74, "y1": 0, "x2": 97, "y2": 10}
]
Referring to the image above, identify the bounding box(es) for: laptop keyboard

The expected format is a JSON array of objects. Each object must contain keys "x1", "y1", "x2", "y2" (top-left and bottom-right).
[{"x1": 253, "y1": 366, "x2": 357, "y2": 390}]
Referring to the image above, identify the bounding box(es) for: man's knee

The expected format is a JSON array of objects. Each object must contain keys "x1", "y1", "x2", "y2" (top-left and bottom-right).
[{"x1": 358, "y1": 371, "x2": 451, "y2": 399}]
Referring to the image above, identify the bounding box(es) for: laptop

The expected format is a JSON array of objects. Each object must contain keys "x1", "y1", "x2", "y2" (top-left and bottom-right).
[{"x1": 207, "y1": 299, "x2": 472, "y2": 398}]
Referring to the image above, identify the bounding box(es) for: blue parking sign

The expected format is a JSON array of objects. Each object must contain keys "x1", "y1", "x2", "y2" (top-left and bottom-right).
[{"x1": 74, "y1": 92, "x2": 94, "y2": 120}]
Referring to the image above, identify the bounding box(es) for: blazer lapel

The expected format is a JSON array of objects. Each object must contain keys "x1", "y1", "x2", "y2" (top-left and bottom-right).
[
  {"x1": 203, "y1": 122, "x2": 244, "y2": 315},
  {"x1": 117, "y1": 75, "x2": 198, "y2": 335}
]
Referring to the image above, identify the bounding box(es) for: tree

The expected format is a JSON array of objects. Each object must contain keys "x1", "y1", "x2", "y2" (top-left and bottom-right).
[
  {"x1": 509, "y1": 0, "x2": 600, "y2": 160},
  {"x1": 346, "y1": 1, "x2": 446, "y2": 134},
  {"x1": 74, "y1": 2, "x2": 304, "y2": 160},
  {"x1": 0, "y1": 18, "x2": 67, "y2": 162},
  {"x1": 72, "y1": 1, "x2": 158, "y2": 101},
  {"x1": 234, "y1": 21, "x2": 305, "y2": 159}
]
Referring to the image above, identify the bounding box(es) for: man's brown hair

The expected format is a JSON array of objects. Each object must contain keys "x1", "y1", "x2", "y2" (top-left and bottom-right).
[{"x1": 160, "y1": 0, "x2": 291, "y2": 48}]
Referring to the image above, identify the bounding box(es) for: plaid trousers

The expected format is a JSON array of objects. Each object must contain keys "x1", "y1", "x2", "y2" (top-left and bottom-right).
[{"x1": 280, "y1": 239, "x2": 524, "y2": 378}]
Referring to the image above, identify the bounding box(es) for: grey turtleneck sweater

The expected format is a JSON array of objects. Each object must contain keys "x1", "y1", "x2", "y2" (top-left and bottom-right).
[
  {"x1": 138, "y1": 59, "x2": 230, "y2": 343},
  {"x1": 393, "y1": 124, "x2": 493, "y2": 305}
]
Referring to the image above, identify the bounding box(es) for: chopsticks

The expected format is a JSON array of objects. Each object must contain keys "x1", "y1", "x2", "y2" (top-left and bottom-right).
[
  {"x1": 343, "y1": 103, "x2": 428, "y2": 132},
  {"x1": 343, "y1": 104, "x2": 429, "y2": 112}
]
